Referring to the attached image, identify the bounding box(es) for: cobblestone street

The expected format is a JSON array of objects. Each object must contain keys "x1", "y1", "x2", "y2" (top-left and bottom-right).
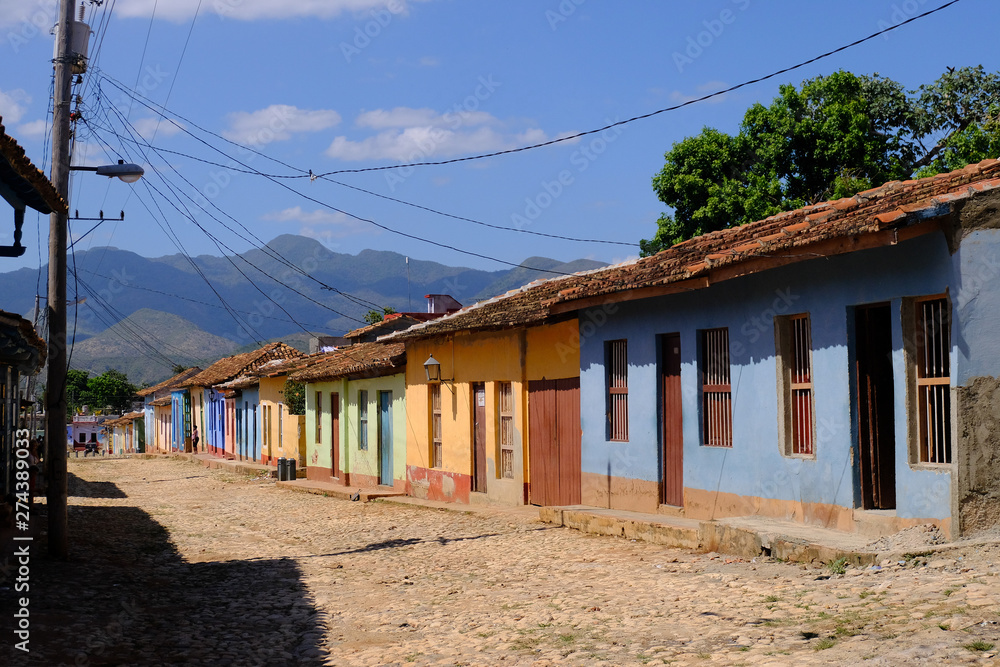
[{"x1": 5, "y1": 457, "x2": 1000, "y2": 666}]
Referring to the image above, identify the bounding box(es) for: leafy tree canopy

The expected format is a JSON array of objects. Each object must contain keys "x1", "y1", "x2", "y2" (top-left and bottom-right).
[
  {"x1": 283, "y1": 379, "x2": 306, "y2": 415},
  {"x1": 641, "y1": 66, "x2": 1000, "y2": 254},
  {"x1": 81, "y1": 369, "x2": 138, "y2": 414},
  {"x1": 363, "y1": 306, "x2": 398, "y2": 325}
]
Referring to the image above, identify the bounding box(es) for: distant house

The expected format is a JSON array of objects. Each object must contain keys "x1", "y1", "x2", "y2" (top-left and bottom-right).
[
  {"x1": 104, "y1": 411, "x2": 144, "y2": 455},
  {"x1": 291, "y1": 341, "x2": 406, "y2": 488},
  {"x1": 542, "y1": 159, "x2": 1000, "y2": 539},
  {"x1": 180, "y1": 343, "x2": 304, "y2": 460},
  {"x1": 251, "y1": 355, "x2": 320, "y2": 467},
  {"x1": 383, "y1": 280, "x2": 583, "y2": 507},
  {"x1": 135, "y1": 367, "x2": 202, "y2": 454}
]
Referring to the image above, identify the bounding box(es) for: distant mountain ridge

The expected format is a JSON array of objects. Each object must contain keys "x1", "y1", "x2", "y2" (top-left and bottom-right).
[{"x1": 0, "y1": 235, "x2": 607, "y2": 384}]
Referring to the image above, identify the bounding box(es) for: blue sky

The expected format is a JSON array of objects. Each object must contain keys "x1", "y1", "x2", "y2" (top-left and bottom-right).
[{"x1": 1, "y1": 0, "x2": 998, "y2": 277}]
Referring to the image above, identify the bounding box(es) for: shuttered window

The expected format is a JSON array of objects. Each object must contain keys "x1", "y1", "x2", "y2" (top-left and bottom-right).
[
  {"x1": 498, "y1": 382, "x2": 515, "y2": 479},
  {"x1": 777, "y1": 314, "x2": 815, "y2": 456},
  {"x1": 702, "y1": 328, "x2": 732, "y2": 448},
  {"x1": 916, "y1": 298, "x2": 951, "y2": 464},
  {"x1": 606, "y1": 339, "x2": 629, "y2": 442},
  {"x1": 359, "y1": 390, "x2": 368, "y2": 451},
  {"x1": 430, "y1": 384, "x2": 442, "y2": 468}
]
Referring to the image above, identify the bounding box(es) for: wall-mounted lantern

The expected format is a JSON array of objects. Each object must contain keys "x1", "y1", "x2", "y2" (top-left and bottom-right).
[{"x1": 423, "y1": 354, "x2": 453, "y2": 383}]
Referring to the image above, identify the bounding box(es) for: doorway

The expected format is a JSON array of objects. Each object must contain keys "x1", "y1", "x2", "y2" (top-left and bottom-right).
[
  {"x1": 854, "y1": 304, "x2": 896, "y2": 510},
  {"x1": 378, "y1": 391, "x2": 393, "y2": 486},
  {"x1": 472, "y1": 383, "x2": 487, "y2": 493}
]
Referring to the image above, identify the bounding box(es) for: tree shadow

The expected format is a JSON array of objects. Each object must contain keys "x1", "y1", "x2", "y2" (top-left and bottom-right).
[{"x1": 1, "y1": 505, "x2": 327, "y2": 666}]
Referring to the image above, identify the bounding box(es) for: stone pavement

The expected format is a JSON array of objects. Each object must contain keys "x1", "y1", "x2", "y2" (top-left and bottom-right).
[{"x1": 5, "y1": 456, "x2": 999, "y2": 666}]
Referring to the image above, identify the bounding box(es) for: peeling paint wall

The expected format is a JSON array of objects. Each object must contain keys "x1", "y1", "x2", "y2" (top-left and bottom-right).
[{"x1": 955, "y1": 376, "x2": 1000, "y2": 533}]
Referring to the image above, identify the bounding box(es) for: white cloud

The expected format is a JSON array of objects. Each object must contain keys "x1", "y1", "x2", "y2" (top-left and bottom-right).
[
  {"x1": 222, "y1": 105, "x2": 341, "y2": 145},
  {"x1": 132, "y1": 117, "x2": 186, "y2": 139},
  {"x1": 262, "y1": 206, "x2": 371, "y2": 238},
  {"x1": 0, "y1": 88, "x2": 31, "y2": 124},
  {"x1": 328, "y1": 106, "x2": 549, "y2": 162},
  {"x1": 112, "y1": 0, "x2": 429, "y2": 22},
  {"x1": 16, "y1": 119, "x2": 48, "y2": 138}
]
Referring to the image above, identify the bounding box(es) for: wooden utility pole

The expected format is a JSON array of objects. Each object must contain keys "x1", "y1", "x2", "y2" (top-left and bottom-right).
[{"x1": 47, "y1": 0, "x2": 75, "y2": 559}]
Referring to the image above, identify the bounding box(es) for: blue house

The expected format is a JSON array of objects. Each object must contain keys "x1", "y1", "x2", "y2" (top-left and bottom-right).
[
  {"x1": 136, "y1": 367, "x2": 203, "y2": 453},
  {"x1": 545, "y1": 160, "x2": 1000, "y2": 539}
]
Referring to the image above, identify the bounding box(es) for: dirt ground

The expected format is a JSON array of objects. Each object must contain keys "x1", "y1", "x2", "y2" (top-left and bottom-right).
[{"x1": 3, "y1": 456, "x2": 1000, "y2": 666}]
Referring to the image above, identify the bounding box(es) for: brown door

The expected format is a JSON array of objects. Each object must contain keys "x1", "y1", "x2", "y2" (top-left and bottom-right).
[
  {"x1": 528, "y1": 378, "x2": 581, "y2": 506},
  {"x1": 661, "y1": 333, "x2": 684, "y2": 507},
  {"x1": 855, "y1": 304, "x2": 896, "y2": 510},
  {"x1": 472, "y1": 383, "x2": 487, "y2": 493},
  {"x1": 331, "y1": 392, "x2": 340, "y2": 478}
]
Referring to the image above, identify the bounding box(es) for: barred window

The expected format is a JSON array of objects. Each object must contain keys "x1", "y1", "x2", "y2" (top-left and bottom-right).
[
  {"x1": 498, "y1": 382, "x2": 514, "y2": 479},
  {"x1": 606, "y1": 339, "x2": 629, "y2": 442},
  {"x1": 702, "y1": 328, "x2": 732, "y2": 447},
  {"x1": 430, "y1": 384, "x2": 442, "y2": 468},
  {"x1": 915, "y1": 298, "x2": 951, "y2": 464}
]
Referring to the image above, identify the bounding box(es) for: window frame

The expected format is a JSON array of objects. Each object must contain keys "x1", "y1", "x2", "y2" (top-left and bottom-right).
[
  {"x1": 775, "y1": 313, "x2": 816, "y2": 457},
  {"x1": 497, "y1": 381, "x2": 515, "y2": 479},
  {"x1": 430, "y1": 384, "x2": 442, "y2": 468},
  {"x1": 904, "y1": 295, "x2": 952, "y2": 466},
  {"x1": 605, "y1": 339, "x2": 629, "y2": 442},
  {"x1": 358, "y1": 389, "x2": 369, "y2": 451},
  {"x1": 701, "y1": 327, "x2": 733, "y2": 448}
]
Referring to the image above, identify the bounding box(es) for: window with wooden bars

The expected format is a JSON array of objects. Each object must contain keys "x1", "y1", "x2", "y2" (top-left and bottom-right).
[
  {"x1": 278, "y1": 403, "x2": 284, "y2": 452},
  {"x1": 606, "y1": 339, "x2": 629, "y2": 441},
  {"x1": 359, "y1": 390, "x2": 369, "y2": 450},
  {"x1": 497, "y1": 382, "x2": 515, "y2": 479},
  {"x1": 701, "y1": 328, "x2": 732, "y2": 447},
  {"x1": 915, "y1": 297, "x2": 951, "y2": 464},
  {"x1": 776, "y1": 314, "x2": 815, "y2": 456},
  {"x1": 430, "y1": 384, "x2": 442, "y2": 468}
]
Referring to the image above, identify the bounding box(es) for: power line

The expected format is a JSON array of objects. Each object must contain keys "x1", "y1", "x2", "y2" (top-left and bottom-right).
[
  {"x1": 304, "y1": 0, "x2": 966, "y2": 178},
  {"x1": 93, "y1": 73, "x2": 636, "y2": 248}
]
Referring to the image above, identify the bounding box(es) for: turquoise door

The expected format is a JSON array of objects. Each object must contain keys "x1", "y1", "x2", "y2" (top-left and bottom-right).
[{"x1": 378, "y1": 391, "x2": 392, "y2": 486}]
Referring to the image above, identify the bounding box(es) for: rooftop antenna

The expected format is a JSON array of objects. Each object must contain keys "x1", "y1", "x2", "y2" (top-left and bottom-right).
[{"x1": 406, "y1": 256, "x2": 411, "y2": 311}]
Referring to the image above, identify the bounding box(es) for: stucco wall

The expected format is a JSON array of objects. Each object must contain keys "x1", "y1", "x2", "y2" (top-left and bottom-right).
[
  {"x1": 404, "y1": 320, "x2": 578, "y2": 506},
  {"x1": 580, "y1": 232, "x2": 956, "y2": 529}
]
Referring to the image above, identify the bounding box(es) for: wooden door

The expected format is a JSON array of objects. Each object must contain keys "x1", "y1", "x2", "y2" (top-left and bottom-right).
[
  {"x1": 472, "y1": 383, "x2": 487, "y2": 493},
  {"x1": 855, "y1": 304, "x2": 896, "y2": 510},
  {"x1": 661, "y1": 333, "x2": 684, "y2": 507},
  {"x1": 331, "y1": 392, "x2": 340, "y2": 478},
  {"x1": 528, "y1": 378, "x2": 581, "y2": 506},
  {"x1": 378, "y1": 391, "x2": 393, "y2": 486}
]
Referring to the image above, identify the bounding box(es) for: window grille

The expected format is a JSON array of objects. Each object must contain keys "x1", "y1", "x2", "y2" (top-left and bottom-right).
[
  {"x1": 359, "y1": 390, "x2": 369, "y2": 451},
  {"x1": 702, "y1": 328, "x2": 732, "y2": 447},
  {"x1": 498, "y1": 382, "x2": 514, "y2": 479},
  {"x1": 789, "y1": 315, "x2": 814, "y2": 455},
  {"x1": 430, "y1": 384, "x2": 442, "y2": 468},
  {"x1": 606, "y1": 339, "x2": 629, "y2": 441},
  {"x1": 916, "y1": 298, "x2": 951, "y2": 464}
]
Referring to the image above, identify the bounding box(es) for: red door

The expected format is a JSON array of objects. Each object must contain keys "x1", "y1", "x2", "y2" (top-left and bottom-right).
[
  {"x1": 528, "y1": 378, "x2": 581, "y2": 506},
  {"x1": 661, "y1": 333, "x2": 684, "y2": 507},
  {"x1": 472, "y1": 383, "x2": 487, "y2": 493}
]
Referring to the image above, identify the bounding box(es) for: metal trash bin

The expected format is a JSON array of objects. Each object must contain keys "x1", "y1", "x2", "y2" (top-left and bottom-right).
[
  {"x1": 287, "y1": 458, "x2": 297, "y2": 480},
  {"x1": 277, "y1": 457, "x2": 287, "y2": 481}
]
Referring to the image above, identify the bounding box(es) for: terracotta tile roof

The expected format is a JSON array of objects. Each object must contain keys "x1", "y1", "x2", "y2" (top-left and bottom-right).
[
  {"x1": 0, "y1": 117, "x2": 67, "y2": 214},
  {"x1": 250, "y1": 351, "x2": 338, "y2": 379},
  {"x1": 0, "y1": 309, "x2": 46, "y2": 373},
  {"x1": 289, "y1": 341, "x2": 406, "y2": 383},
  {"x1": 181, "y1": 342, "x2": 304, "y2": 388},
  {"x1": 103, "y1": 411, "x2": 144, "y2": 428},
  {"x1": 136, "y1": 366, "x2": 204, "y2": 397},
  {"x1": 344, "y1": 315, "x2": 423, "y2": 341},
  {"x1": 379, "y1": 273, "x2": 590, "y2": 342},
  {"x1": 216, "y1": 374, "x2": 259, "y2": 391},
  {"x1": 150, "y1": 396, "x2": 172, "y2": 407},
  {"x1": 547, "y1": 159, "x2": 1000, "y2": 310}
]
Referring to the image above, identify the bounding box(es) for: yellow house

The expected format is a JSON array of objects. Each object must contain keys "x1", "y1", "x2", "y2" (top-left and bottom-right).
[
  {"x1": 383, "y1": 277, "x2": 582, "y2": 507},
  {"x1": 253, "y1": 356, "x2": 314, "y2": 467}
]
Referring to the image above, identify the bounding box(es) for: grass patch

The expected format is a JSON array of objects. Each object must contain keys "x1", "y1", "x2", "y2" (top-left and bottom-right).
[
  {"x1": 763, "y1": 594, "x2": 781, "y2": 603},
  {"x1": 964, "y1": 641, "x2": 995, "y2": 652},
  {"x1": 827, "y1": 557, "x2": 848, "y2": 575},
  {"x1": 815, "y1": 637, "x2": 836, "y2": 651}
]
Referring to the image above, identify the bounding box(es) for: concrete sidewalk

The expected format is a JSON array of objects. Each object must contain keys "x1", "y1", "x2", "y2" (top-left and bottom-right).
[
  {"x1": 541, "y1": 505, "x2": 880, "y2": 566},
  {"x1": 144, "y1": 452, "x2": 885, "y2": 565}
]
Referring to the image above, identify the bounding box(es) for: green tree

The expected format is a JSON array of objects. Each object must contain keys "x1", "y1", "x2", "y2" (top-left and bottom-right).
[
  {"x1": 66, "y1": 369, "x2": 90, "y2": 415},
  {"x1": 642, "y1": 67, "x2": 1000, "y2": 254},
  {"x1": 283, "y1": 379, "x2": 306, "y2": 415},
  {"x1": 82, "y1": 369, "x2": 137, "y2": 414},
  {"x1": 363, "y1": 306, "x2": 398, "y2": 325}
]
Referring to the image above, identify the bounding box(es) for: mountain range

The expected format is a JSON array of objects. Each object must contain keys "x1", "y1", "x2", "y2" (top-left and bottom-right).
[{"x1": 0, "y1": 235, "x2": 606, "y2": 385}]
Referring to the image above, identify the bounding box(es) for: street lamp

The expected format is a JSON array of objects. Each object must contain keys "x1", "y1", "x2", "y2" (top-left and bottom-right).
[
  {"x1": 423, "y1": 354, "x2": 453, "y2": 383},
  {"x1": 70, "y1": 159, "x2": 144, "y2": 183}
]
